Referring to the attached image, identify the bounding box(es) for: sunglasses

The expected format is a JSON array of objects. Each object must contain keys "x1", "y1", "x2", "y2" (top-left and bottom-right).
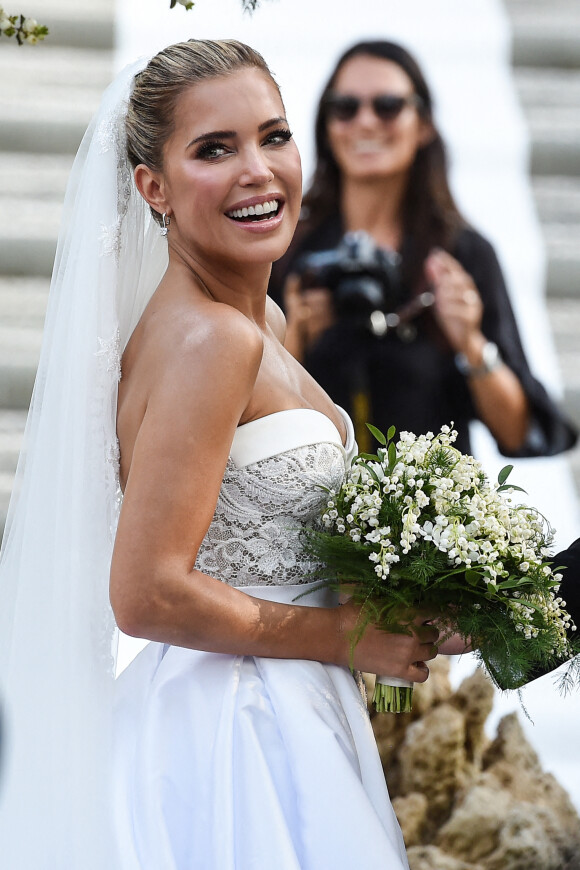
[{"x1": 323, "y1": 92, "x2": 423, "y2": 123}]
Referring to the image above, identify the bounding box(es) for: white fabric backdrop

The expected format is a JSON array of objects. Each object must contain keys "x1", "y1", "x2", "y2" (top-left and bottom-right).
[{"x1": 115, "y1": 0, "x2": 580, "y2": 811}]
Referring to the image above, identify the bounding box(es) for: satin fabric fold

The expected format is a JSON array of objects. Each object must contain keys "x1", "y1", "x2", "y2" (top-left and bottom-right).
[{"x1": 113, "y1": 582, "x2": 409, "y2": 869}]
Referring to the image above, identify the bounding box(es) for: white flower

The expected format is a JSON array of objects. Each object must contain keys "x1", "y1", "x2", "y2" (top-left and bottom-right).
[{"x1": 22, "y1": 16, "x2": 37, "y2": 30}]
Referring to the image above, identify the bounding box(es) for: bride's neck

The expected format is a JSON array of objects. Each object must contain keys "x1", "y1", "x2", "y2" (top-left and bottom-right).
[{"x1": 167, "y1": 244, "x2": 271, "y2": 324}]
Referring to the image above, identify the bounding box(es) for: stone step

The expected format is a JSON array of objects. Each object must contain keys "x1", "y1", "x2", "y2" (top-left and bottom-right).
[
  {"x1": 0, "y1": 44, "x2": 112, "y2": 154},
  {"x1": 0, "y1": 277, "x2": 48, "y2": 409},
  {"x1": 0, "y1": 410, "x2": 28, "y2": 540},
  {"x1": 528, "y1": 110, "x2": 580, "y2": 177},
  {"x1": 514, "y1": 68, "x2": 580, "y2": 108},
  {"x1": 515, "y1": 70, "x2": 580, "y2": 178},
  {"x1": 508, "y1": 2, "x2": 580, "y2": 69},
  {"x1": 532, "y1": 177, "x2": 580, "y2": 224}
]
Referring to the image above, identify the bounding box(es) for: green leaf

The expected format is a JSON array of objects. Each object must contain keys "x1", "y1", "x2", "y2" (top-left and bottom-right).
[
  {"x1": 366, "y1": 423, "x2": 387, "y2": 446},
  {"x1": 357, "y1": 452, "x2": 380, "y2": 462},
  {"x1": 387, "y1": 441, "x2": 397, "y2": 470},
  {"x1": 387, "y1": 425, "x2": 396, "y2": 442},
  {"x1": 497, "y1": 484, "x2": 527, "y2": 494},
  {"x1": 498, "y1": 465, "x2": 513, "y2": 485},
  {"x1": 358, "y1": 461, "x2": 380, "y2": 483},
  {"x1": 465, "y1": 569, "x2": 482, "y2": 586},
  {"x1": 496, "y1": 578, "x2": 528, "y2": 590}
]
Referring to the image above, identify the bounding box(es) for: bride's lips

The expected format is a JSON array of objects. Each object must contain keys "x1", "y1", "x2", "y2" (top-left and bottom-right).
[{"x1": 224, "y1": 194, "x2": 286, "y2": 233}]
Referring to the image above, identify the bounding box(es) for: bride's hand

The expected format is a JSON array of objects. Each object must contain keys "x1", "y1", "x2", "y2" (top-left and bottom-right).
[
  {"x1": 436, "y1": 632, "x2": 472, "y2": 655},
  {"x1": 336, "y1": 601, "x2": 439, "y2": 683}
]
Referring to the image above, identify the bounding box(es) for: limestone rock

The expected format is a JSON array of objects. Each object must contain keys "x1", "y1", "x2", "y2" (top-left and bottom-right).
[
  {"x1": 380, "y1": 672, "x2": 580, "y2": 868},
  {"x1": 450, "y1": 667, "x2": 494, "y2": 766},
  {"x1": 434, "y1": 740, "x2": 580, "y2": 868},
  {"x1": 411, "y1": 656, "x2": 453, "y2": 716},
  {"x1": 407, "y1": 844, "x2": 483, "y2": 870},
  {"x1": 482, "y1": 802, "x2": 568, "y2": 870},
  {"x1": 435, "y1": 784, "x2": 511, "y2": 862},
  {"x1": 483, "y1": 713, "x2": 580, "y2": 842},
  {"x1": 392, "y1": 792, "x2": 428, "y2": 847},
  {"x1": 398, "y1": 702, "x2": 467, "y2": 829}
]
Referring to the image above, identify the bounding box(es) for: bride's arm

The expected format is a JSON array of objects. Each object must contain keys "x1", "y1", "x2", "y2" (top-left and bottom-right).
[{"x1": 110, "y1": 307, "x2": 436, "y2": 683}]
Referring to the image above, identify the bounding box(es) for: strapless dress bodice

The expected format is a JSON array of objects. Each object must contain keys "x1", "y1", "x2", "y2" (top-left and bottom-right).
[{"x1": 194, "y1": 407, "x2": 356, "y2": 587}]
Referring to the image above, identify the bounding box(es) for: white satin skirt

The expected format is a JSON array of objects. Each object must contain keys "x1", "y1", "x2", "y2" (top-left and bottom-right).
[{"x1": 113, "y1": 582, "x2": 409, "y2": 870}]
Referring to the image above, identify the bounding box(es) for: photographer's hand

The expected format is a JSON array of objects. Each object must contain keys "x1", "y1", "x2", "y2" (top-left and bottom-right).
[
  {"x1": 283, "y1": 274, "x2": 335, "y2": 362},
  {"x1": 426, "y1": 249, "x2": 483, "y2": 354},
  {"x1": 425, "y1": 249, "x2": 530, "y2": 453}
]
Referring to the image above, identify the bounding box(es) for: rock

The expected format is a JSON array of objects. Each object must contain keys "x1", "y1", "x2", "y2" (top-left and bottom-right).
[
  {"x1": 435, "y1": 784, "x2": 511, "y2": 862},
  {"x1": 411, "y1": 656, "x2": 454, "y2": 716},
  {"x1": 450, "y1": 667, "x2": 495, "y2": 767},
  {"x1": 392, "y1": 792, "x2": 428, "y2": 847},
  {"x1": 398, "y1": 702, "x2": 467, "y2": 830},
  {"x1": 407, "y1": 844, "x2": 483, "y2": 870},
  {"x1": 376, "y1": 672, "x2": 580, "y2": 867},
  {"x1": 371, "y1": 658, "x2": 455, "y2": 794},
  {"x1": 436, "y1": 779, "x2": 580, "y2": 869},
  {"x1": 483, "y1": 713, "x2": 580, "y2": 843},
  {"x1": 482, "y1": 803, "x2": 567, "y2": 870},
  {"x1": 482, "y1": 711, "x2": 540, "y2": 772}
]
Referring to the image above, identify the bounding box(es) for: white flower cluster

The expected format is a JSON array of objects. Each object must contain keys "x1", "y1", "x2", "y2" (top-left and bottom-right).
[
  {"x1": 321, "y1": 424, "x2": 571, "y2": 653},
  {"x1": 0, "y1": 7, "x2": 47, "y2": 44}
]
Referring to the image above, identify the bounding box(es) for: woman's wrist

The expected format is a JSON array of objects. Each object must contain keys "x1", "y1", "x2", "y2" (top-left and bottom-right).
[{"x1": 455, "y1": 333, "x2": 502, "y2": 379}]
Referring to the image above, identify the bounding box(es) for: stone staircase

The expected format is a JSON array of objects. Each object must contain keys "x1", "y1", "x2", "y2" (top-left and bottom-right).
[
  {"x1": 0, "y1": 0, "x2": 114, "y2": 535},
  {"x1": 1, "y1": 0, "x2": 579, "y2": 539},
  {"x1": 507, "y1": 0, "x2": 580, "y2": 486}
]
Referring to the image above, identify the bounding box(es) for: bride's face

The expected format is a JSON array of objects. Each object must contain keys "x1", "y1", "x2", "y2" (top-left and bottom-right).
[{"x1": 157, "y1": 68, "x2": 302, "y2": 269}]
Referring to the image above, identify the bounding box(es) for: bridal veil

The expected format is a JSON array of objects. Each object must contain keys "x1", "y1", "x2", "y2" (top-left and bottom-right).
[{"x1": 0, "y1": 57, "x2": 167, "y2": 868}]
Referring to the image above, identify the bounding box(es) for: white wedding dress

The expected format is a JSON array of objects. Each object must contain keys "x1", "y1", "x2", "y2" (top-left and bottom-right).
[{"x1": 113, "y1": 408, "x2": 410, "y2": 870}]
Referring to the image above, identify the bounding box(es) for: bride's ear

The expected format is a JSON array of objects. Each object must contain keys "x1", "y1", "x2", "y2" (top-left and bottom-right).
[{"x1": 134, "y1": 164, "x2": 170, "y2": 216}]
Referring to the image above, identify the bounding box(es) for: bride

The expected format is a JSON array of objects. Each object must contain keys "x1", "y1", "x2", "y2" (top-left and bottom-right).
[{"x1": 0, "y1": 39, "x2": 442, "y2": 869}]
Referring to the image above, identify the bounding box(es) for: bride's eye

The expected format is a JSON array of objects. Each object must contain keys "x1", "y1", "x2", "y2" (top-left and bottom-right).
[
  {"x1": 263, "y1": 128, "x2": 293, "y2": 147},
  {"x1": 195, "y1": 140, "x2": 230, "y2": 160}
]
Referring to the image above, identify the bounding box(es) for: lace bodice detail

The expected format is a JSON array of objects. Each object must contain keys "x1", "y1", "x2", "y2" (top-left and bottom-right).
[{"x1": 195, "y1": 410, "x2": 353, "y2": 587}]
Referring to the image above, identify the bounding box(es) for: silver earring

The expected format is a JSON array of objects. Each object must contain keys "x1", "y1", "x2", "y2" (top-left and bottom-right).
[{"x1": 160, "y1": 213, "x2": 170, "y2": 236}]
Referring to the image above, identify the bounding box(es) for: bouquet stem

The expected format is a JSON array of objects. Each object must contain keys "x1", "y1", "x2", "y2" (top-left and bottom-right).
[{"x1": 373, "y1": 675, "x2": 414, "y2": 713}]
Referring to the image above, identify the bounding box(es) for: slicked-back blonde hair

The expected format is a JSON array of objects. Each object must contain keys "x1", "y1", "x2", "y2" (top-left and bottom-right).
[{"x1": 126, "y1": 38, "x2": 280, "y2": 223}]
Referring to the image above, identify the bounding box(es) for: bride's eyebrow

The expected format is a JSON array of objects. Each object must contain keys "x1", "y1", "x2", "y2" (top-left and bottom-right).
[{"x1": 187, "y1": 117, "x2": 288, "y2": 148}]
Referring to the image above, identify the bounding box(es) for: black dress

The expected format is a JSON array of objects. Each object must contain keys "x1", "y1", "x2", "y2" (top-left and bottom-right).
[{"x1": 269, "y1": 217, "x2": 577, "y2": 457}]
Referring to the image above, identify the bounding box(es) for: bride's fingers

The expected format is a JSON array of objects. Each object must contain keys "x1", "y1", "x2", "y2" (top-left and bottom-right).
[
  {"x1": 414, "y1": 622, "x2": 439, "y2": 645},
  {"x1": 419, "y1": 640, "x2": 438, "y2": 662},
  {"x1": 408, "y1": 660, "x2": 430, "y2": 683}
]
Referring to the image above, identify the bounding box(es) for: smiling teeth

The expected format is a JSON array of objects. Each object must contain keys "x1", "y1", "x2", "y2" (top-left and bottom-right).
[
  {"x1": 354, "y1": 141, "x2": 384, "y2": 153},
  {"x1": 228, "y1": 199, "x2": 280, "y2": 219}
]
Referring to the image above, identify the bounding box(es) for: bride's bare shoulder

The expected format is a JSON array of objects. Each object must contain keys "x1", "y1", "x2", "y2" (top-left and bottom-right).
[{"x1": 126, "y1": 290, "x2": 263, "y2": 383}]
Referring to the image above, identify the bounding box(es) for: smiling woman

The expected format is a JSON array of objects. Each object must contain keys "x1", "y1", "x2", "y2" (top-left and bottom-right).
[
  {"x1": 270, "y1": 40, "x2": 576, "y2": 462},
  {"x1": 0, "y1": 38, "x2": 433, "y2": 870}
]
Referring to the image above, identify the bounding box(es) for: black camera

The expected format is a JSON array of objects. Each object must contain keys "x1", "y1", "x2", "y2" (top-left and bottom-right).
[{"x1": 294, "y1": 231, "x2": 404, "y2": 335}]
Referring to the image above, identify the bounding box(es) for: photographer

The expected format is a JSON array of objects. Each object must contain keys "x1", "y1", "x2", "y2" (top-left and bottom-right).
[{"x1": 270, "y1": 40, "x2": 576, "y2": 456}]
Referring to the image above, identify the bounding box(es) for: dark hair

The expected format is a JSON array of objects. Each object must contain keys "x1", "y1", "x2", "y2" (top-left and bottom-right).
[
  {"x1": 126, "y1": 39, "x2": 279, "y2": 224},
  {"x1": 303, "y1": 40, "x2": 465, "y2": 291}
]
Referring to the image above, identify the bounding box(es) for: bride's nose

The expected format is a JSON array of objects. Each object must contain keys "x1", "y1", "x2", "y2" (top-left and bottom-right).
[{"x1": 238, "y1": 147, "x2": 275, "y2": 186}]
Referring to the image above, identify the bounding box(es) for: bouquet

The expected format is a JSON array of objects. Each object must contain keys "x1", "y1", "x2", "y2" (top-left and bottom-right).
[{"x1": 305, "y1": 423, "x2": 578, "y2": 712}]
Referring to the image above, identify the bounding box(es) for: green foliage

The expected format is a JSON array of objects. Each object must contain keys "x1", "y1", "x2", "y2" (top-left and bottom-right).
[{"x1": 304, "y1": 422, "x2": 578, "y2": 694}]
